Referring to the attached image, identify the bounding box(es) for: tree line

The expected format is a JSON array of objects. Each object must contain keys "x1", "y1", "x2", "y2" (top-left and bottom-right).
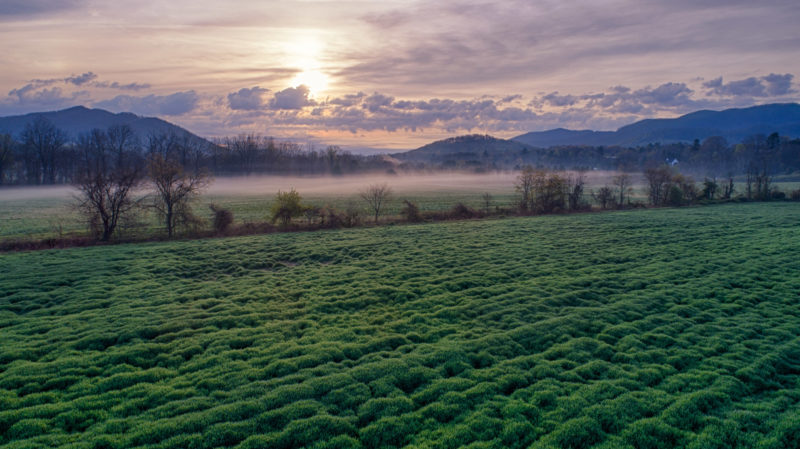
[
  {"x1": 0, "y1": 116, "x2": 393, "y2": 186},
  {"x1": 396, "y1": 133, "x2": 800, "y2": 177}
]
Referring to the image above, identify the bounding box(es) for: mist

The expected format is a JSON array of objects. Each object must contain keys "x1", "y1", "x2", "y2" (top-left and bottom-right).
[
  {"x1": 0, "y1": 185, "x2": 79, "y2": 202},
  {"x1": 0, "y1": 171, "x2": 632, "y2": 203},
  {"x1": 207, "y1": 170, "x2": 630, "y2": 197}
]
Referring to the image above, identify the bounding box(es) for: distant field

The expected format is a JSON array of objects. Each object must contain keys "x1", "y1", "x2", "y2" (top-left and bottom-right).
[
  {"x1": 4, "y1": 172, "x2": 795, "y2": 241},
  {"x1": 0, "y1": 172, "x2": 624, "y2": 240},
  {"x1": 2, "y1": 203, "x2": 799, "y2": 448}
]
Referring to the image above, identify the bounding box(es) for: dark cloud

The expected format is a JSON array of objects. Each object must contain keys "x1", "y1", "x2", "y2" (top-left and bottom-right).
[
  {"x1": 703, "y1": 76, "x2": 766, "y2": 97},
  {"x1": 94, "y1": 91, "x2": 199, "y2": 116},
  {"x1": 633, "y1": 83, "x2": 694, "y2": 106},
  {"x1": 763, "y1": 73, "x2": 795, "y2": 96},
  {"x1": 0, "y1": 84, "x2": 85, "y2": 115},
  {"x1": 328, "y1": 92, "x2": 366, "y2": 107},
  {"x1": 10, "y1": 73, "x2": 150, "y2": 96},
  {"x1": 270, "y1": 85, "x2": 315, "y2": 110},
  {"x1": 362, "y1": 93, "x2": 394, "y2": 113},
  {"x1": 227, "y1": 86, "x2": 269, "y2": 111},
  {"x1": 539, "y1": 92, "x2": 580, "y2": 107},
  {"x1": 95, "y1": 81, "x2": 151, "y2": 91},
  {"x1": 499, "y1": 94, "x2": 523, "y2": 104},
  {"x1": 0, "y1": 0, "x2": 83, "y2": 16},
  {"x1": 66, "y1": 72, "x2": 97, "y2": 86},
  {"x1": 702, "y1": 73, "x2": 794, "y2": 97}
]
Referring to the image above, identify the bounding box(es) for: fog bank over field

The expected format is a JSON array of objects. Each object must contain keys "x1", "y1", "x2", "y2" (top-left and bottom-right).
[
  {"x1": 208, "y1": 171, "x2": 626, "y2": 197},
  {"x1": 0, "y1": 185, "x2": 78, "y2": 201},
  {"x1": 0, "y1": 171, "x2": 630, "y2": 202}
]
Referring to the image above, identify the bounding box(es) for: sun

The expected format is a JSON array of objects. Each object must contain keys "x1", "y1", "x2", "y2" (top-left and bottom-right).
[{"x1": 291, "y1": 69, "x2": 329, "y2": 98}]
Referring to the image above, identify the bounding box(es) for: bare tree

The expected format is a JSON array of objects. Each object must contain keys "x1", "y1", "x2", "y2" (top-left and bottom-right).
[
  {"x1": 0, "y1": 134, "x2": 14, "y2": 185},
  {"x1": 592, "y1": 186, "x2": 615, "y2": 210},
  {"x1": 148, "y1": 154, "x2": 210, "y2": 237},
  {"x1": 106, "y1": 124, "x2": 139, "y2": 168},
  {"x1": 361, "y1": 183, "x2": 392, "y2": 223},
  {"x1": 515, "y1": 165, "x2": 535, "y2": 212},
  {"x1": 21, "y1": 116, "x2": 67, "y2": 184},
  {"x1": 644, "y1": 165, "x2": 674, "y2": 206},
  {"x1": 567, "y1": 171, "x2": 587, "y2": 211},
  {"x1": 481, "y1": 192, "x2": 493, "y2": 214},
  {"x1": 74, "y1": 128, "x2": 144, "y2": 241},
  {"x1": 721, "y1": 175, "x2": 735, "y2": 199},
  {"x1": 612, "y1": 173, "x2": 632, "y2": 207}
]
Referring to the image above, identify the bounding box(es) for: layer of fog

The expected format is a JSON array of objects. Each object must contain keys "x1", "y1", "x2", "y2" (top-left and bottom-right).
[
  {"x1": 0, "y1": 185, "x2": 79, "y2": 202},
  {"x1": 208, "y1": 171, "x2": 628, "y2": 197},
  {"x1": 0, "y1": 171, "x2": 631, "y2": 203}
]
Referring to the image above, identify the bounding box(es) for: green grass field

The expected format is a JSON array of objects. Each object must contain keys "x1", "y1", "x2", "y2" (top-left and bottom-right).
[
  {"x1": 1, "y1": 203, "x2": 800, "y2": 448},
  {"x1": 3, "y1": 173, "x2": 795, "y2": 241}
]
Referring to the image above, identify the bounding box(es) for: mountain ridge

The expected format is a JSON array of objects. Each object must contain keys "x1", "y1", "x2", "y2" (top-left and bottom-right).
[
  {"x1": 513, "y1": 103, "x2": 800, "y2": 147},
  {"x1": 0, "y1": 106, "x2": 207, "y2": 144}
]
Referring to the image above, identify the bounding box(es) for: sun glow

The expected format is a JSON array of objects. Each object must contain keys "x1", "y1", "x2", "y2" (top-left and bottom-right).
[{"x1": 291, "y1": 69, "x2": 329, "y2": 98}]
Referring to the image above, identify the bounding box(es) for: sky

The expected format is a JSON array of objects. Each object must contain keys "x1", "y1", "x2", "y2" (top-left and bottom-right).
[{"x1": 1, "y1": 0, "x2": 799, "y2": 151}]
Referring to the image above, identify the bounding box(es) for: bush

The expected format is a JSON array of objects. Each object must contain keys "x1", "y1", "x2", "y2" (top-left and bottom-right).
[
  {"x1": 770, "y1": 189, "x2": 786, "y2": 200},
  {"x1": 667, "y1": 185, "x2": 684, "y2": 206},
  {"x1": 209, "y1": 204, "x2": 233, "y2": 234},
  {"x1": 271, "y1": 189, "x2": 306, "y2": 227},
  {"x1": 450, "y1": 203, "x2": 479, "y2": 219},
  {"x1": 401, "y1": 200, "x2": 422, "y2": 222}
]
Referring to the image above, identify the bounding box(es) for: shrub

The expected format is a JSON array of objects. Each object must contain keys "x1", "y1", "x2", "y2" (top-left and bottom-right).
[
  {"x1": 401, "y1": 200, "x2": 422, "y2": 222},
  {"x1": 667, "y1": 185, "x2": 684, "y2": 206},
  {"x1": 271, "y1": 189, "x2": 306, "y2": 227},
  {"x1": 450, "y1": 202, "x2": 479, "y2": 219},
  {"x1": 208, "y1": 204, "x2": 233, "y2": 234}
]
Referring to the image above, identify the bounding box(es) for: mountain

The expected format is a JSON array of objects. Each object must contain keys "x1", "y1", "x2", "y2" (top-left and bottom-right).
[
  {"x1": 513, "y1": 103, "x2": 800, "y2": 147},
  {"x1": 394, "y1": 134, "x2": 532, "y2": 162},
  {"x1": 0, "y1": 106, "x2": 207, "y2": 143}
]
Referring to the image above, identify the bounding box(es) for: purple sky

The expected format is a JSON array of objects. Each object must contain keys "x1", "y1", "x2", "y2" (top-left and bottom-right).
[{"x1": 1, "y1": 0, "x2": 798, "y2": 150}]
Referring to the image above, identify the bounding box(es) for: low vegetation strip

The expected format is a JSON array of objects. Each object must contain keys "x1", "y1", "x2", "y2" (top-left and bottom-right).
[{"x1": 1, "y1": 203, "x2": 799, "y2": 449}]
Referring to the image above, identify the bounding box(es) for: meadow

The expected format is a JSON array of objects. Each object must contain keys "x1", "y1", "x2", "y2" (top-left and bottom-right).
[
  {"x1": 0, "y1": 172, "x2": 628, "y2": 241},
  {"x1": 1, "y1": 202, "x2": 799, "y2": 448}
]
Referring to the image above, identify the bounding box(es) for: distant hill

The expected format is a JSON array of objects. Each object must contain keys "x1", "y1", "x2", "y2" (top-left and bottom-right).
[
  {"x1": 394, "y1": 134, "x2": 533, "y2": 162},
  {"x1": 0, "y1": 106, "x2": 207, "y2": 144},
  {"x1": 513, "y1": 103, "x2": 800, "y2": 147}
]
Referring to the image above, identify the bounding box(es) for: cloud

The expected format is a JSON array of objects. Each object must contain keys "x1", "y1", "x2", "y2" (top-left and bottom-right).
[
  {"x1": 66, "y1": 72, "x2": 97, "y2": 86},
  {"x1": 270, "y1": 85, "x2": 315, "y2": 110},
  {"x1": 94, "y1": 91, "x2": 199, "y2": 116},
  {"x1": 227, "y1": 86, "x2": 269, "y2": 111},
  {"x1": 540, "y1": 92, "x2": 580, "y2": 107},
  {"x1": 0, "y1": 0, "x2": 84, "y2": 16},
  {"x1": 94, "y1": 81, "x2": 151, "y2": 91},
  {"x1": 2, "y1": 83, "x2": 85, "y2": 114},
  {"x1": 201, "y1": 71, "x2": 798, "y2": 141},
  {"x1": 362, "y1": 93, "x2": 394, "y2": 113},
  {"x1": 339, "y1": 0, "x2": 800, "y2": 99},
  {"x1": 633, "y1": 82, "x2": 694, "y2": 106},
  {"x1": 763, "y1": 73, "x2": 795, "y2": 96},
  {"x1": 702, "y1": 73, "x2": 794, "y2": 97}
]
